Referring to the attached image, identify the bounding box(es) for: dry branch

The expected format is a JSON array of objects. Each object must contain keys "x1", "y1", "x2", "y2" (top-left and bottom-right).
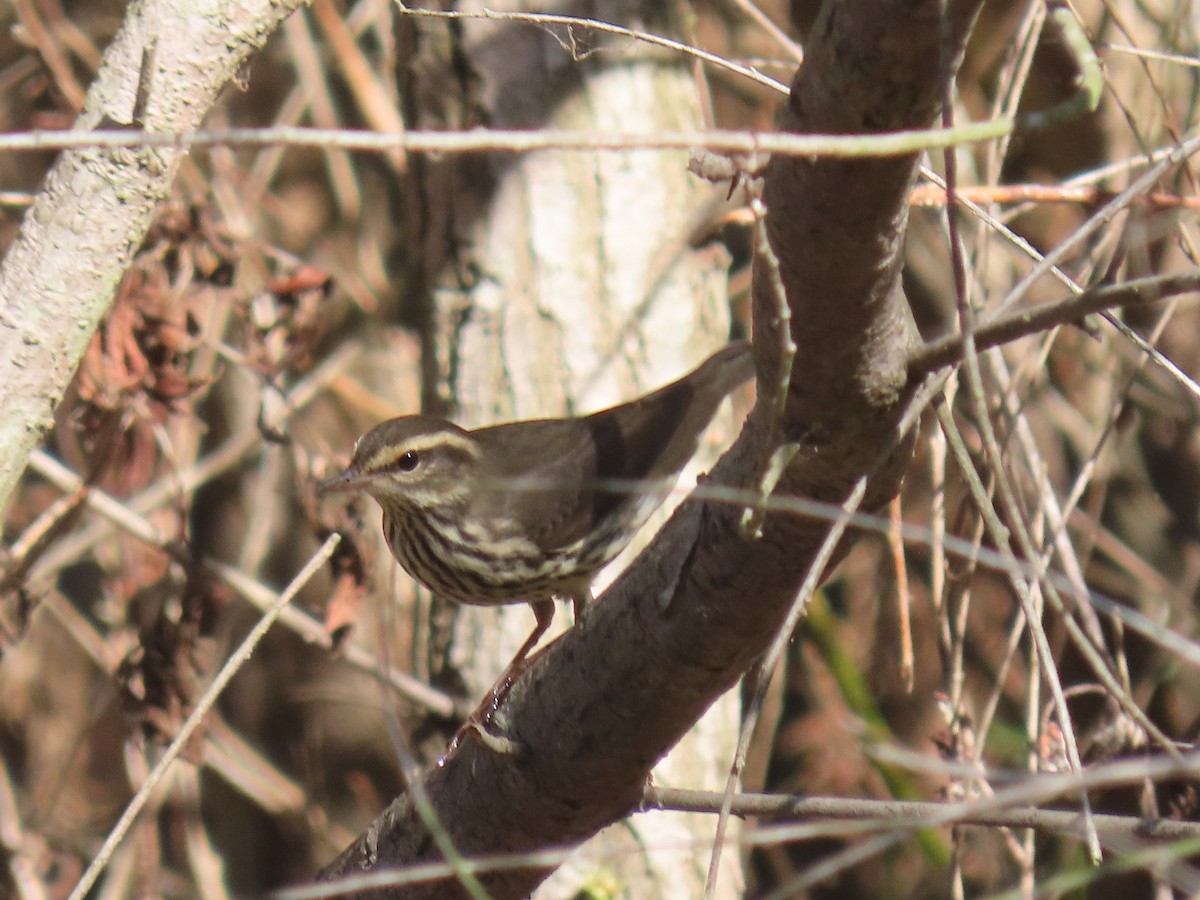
[{"x1": 318, "y1": 2, "x2": 984, "y2": 896}]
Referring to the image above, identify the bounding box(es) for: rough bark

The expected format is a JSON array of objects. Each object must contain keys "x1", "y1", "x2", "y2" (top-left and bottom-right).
[{"x1": 319, "y1": 1, "x2": 984, "y2": 898}]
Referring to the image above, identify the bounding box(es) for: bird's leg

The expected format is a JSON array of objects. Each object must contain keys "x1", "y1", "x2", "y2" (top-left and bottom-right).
[
  {"x1": 480, "y1": 598, "x2": 555, "y2": 717},
  {"x1": 447, "y1": 589, "x2": 599, "y2": 758},
  {"x1": 570, "y1": 587, "x2": 594, "y2": 624},
  {"x1": 445, "y1": 600, "x2": 556, "y2": 758},
  {"x1": 485, "y1": 585, "x2": 596, "y2": 710}
]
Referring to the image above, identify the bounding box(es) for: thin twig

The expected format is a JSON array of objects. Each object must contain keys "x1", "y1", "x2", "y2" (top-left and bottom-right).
[
  {"x1": 908, "y1": 270, "x2": 1200, "y2": 376},
  {"x1": 0, "y1": 121, "x2": 1017, "y2": 156},
  {"x1": 25, "y1": 450, "x2": 462, "y2": 719},
  {"x1": 67, "y1": 535, "x2": 341, "y2": 900},
  {"x1": 394, "y1": 3, "x2": 790, "y2": 95},
  {"x1": 646, "y1": 786, "x2": 1200, "y2": 840}
]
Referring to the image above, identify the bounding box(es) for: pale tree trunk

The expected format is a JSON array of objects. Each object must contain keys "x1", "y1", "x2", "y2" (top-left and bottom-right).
[
  {"x1": 326, "y1": 0, "x2": 979, "y2": 894},
  {"x1": 401, "y1": 3, "x2": 743, "y2": 896}
]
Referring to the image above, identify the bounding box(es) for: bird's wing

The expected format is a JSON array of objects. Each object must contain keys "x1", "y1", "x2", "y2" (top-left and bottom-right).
[
  {"x1": 470, "y1": 418, "x2": 605, "y2": 553},
  {"x1": 469, "y1": 342, "x2": 751, "y2": 554}
]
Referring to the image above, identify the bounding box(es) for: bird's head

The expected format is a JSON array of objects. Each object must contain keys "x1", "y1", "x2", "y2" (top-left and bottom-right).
[{"x1": 319, "y1": 417, "x2": 482, "y2": 514}]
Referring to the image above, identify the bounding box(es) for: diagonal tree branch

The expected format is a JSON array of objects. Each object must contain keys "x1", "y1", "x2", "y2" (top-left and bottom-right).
[{"x1": 318, "y1": 2, "x2": 985, "y2": 897}]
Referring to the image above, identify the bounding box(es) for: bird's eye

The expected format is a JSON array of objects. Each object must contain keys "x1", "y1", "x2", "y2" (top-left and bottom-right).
[{"x1": 396, "y1": 450, "x2": 420, "y2": 472}]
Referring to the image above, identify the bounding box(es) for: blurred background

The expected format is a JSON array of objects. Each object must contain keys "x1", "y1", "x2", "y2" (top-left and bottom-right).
[{"x1": 1, "y1": 0, "x2": 1199, "y2": 897}]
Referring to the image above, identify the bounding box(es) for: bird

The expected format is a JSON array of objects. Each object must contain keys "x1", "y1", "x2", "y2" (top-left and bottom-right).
[{"x1": 319, "y1": 341, "x2": 754, "y2": 694}]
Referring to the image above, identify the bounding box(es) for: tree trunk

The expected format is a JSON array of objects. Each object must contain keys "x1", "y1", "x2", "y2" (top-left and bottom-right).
[
  {"x1": 400, "y1": 4, "x2": 744, "y2": 895},
  {"x1": 323, "y1": 1, "x2": 982, "y2": 896}
]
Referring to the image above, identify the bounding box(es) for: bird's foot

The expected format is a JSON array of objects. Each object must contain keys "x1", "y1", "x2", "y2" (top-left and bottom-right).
[
  {"x1": 438, "y1": 628, "x2": 569, "y2": 763},
  {"x1": 443, "y1": 717, "x2": 526, "y2": 760}
]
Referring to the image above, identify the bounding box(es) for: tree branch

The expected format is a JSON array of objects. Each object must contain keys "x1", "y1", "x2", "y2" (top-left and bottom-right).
[
  {"x1": 907, "y1": 270, "x2": 1200, "y2": 376},
  {"x1": 646, "y1": 787, "x2": 1200, "y2": 842},
  {"x1": 318, "y1": 2, "x2": 986, "y2": 897},
  {"x1": 0, "y1": 0, "x2": 303, "y2": 518}
]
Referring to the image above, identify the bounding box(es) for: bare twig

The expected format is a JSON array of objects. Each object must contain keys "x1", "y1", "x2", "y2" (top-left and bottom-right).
[{"x1": 67, "y1": 535, "x2": 340, "y2": 900}]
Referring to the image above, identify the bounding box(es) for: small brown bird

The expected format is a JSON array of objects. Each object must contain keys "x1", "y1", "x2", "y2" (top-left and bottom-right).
[{"x1": 319, "y1": 341, "x2": 754, "y2": 685}]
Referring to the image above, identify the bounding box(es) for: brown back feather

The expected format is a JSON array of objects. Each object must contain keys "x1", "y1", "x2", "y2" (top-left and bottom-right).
[{"x1": 469, "y1": 342, "x2": 752, "y2": 554}]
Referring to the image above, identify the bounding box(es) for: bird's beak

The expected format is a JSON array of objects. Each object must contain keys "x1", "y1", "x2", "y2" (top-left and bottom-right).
[{"x1": 317, "y1": 466, "x2": 367, "y2": 496}]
